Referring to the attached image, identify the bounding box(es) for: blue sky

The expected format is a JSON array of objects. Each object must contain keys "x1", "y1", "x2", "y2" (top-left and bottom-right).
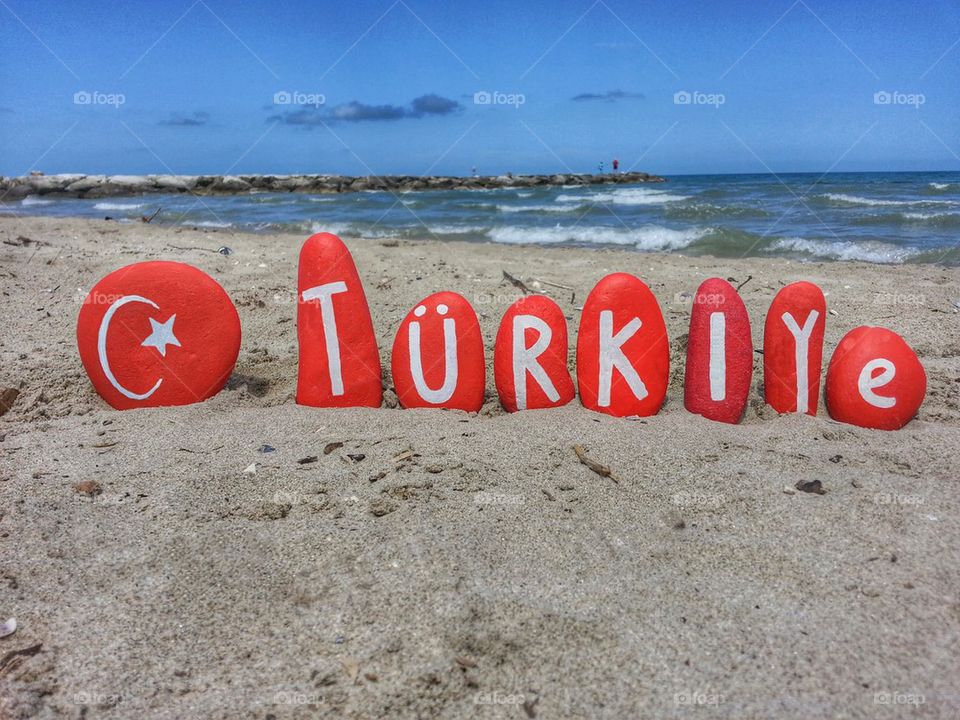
[{"x1": 1, "y1": 0, "x2": 958, "y2": 176}]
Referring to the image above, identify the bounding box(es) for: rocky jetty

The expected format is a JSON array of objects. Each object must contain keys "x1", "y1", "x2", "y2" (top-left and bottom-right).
[{"x1": 0, "y1": 171, "x2": 664, "y2": 200}]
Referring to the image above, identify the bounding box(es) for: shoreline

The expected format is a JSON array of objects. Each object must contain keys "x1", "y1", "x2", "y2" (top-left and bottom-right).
[
  {"x1": 1, "y1": 216, "x2": 958, "y2": 718},
  {"x1": 0, "y1": 170, "x2": 665, "y2": 201}
]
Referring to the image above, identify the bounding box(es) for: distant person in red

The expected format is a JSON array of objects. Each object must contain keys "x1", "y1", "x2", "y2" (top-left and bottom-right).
[{"x1": 612, "y1": 158, "x2": 619, "y2": 173}]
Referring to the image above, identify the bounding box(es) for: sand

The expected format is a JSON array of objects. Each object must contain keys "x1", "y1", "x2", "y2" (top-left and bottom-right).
[{"x1": 1, "y1": 215, "x2": 958, "y2": 719}]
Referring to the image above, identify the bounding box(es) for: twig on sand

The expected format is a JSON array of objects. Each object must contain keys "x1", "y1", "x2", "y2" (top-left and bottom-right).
[
  {"x1": 177, "y1": 445, "x2": 224, "y2": 453},
  {"x1": 535, "y1": 278, "x2": 574, "y2": 291},
  {"x1": 141, "y1": 207, "x2": 162, "y2": 223},
  {"x1": 0, "y1": 388, "x2": 20, "y2": 417},
  {"x1": 0, "y1": 643, "x2": 42, "y2": 677},
  {"x1": 502, "y1": 270, "x2": 534, "y2": 295},
  {"x1": 167, "y1": 244, "x2": 217, "y2": 253},
  {"x1": 572, "y1": 444, "x2": 619, "y2": 483},
  {"x1": 735, "y1": 275, "x2": 753, "y2": 292}
]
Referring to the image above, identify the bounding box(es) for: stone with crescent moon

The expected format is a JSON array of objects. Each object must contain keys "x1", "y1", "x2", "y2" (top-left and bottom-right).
[{"x1": 77, "y1": 261, "x2": 241, "y2": 409}]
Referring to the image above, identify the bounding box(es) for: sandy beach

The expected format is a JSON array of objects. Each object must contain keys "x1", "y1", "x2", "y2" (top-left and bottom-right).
[{"x1": 1, "y1": 215, "x2": 959, "y2": 718}]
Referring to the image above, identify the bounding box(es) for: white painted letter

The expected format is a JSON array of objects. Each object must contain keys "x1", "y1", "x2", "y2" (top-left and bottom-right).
[
  {"x1": 598, "y1": 310, "x2": 647, "y2": 407},
  {"x1": 781, "y1": 310, "x2": 820, "y2": 413},
  {"x1": 512, "y1": 314, "x2": 559, "y2": 410},
  {"x1": 858, "y1": 358, "x2": 896, "y2": 409},
  {"x1": 409, "y1": 318, "x2": 458, "y2": 403},
  {"x1": 302, "y1": 281, "x2": 348, "y2": 396},
  {"x1": 709, "y1": 312, "x2": 726, "y2": 401}
]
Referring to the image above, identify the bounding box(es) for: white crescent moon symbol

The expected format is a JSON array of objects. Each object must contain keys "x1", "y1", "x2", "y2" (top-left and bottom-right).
[{"x1": 97, "y1": 295, "x2": 163, "y2": 400}]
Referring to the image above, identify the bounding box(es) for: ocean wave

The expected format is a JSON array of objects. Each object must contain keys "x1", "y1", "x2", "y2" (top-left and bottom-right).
[
  {"x1": 185, "y1": 220, "x2": 232, "y2": 228},
  {"x1": 487, "y1": 224, "x2": 708, "y2": 250},
  {"x1": 93, "y1": 201, "x2": 146, "y2": 211},
  {"x1": 309, "y1": 222, "x2": 361, "y2": 237},
  {"x1": 664, "y1": 202, "x2": 770, "y2": 220},
  {"x1": 852, "y1": 211, "x2": 960, "y2": 228},
  {"x1": 765, "y1": 237, "x2": 922, "y2": 264},
  {"x1": 556, "y1": 187, "x2": 690, "y2": 205},
  {"x1": 306, "y1": 222, "x2": 489, "y2": 239},
  {"x1": 423, "y1": 224, "x2": 491, "y2": 235},
  {"x1": 818, "y1": 192, "x2": 954, "y2": 208},
  {"x1": 928, "y1": 182, "x2": 954, "y2": 191},
  {"x1": 496, "y1": 203, "x2": 578, "y2": 213},
  {"x1": 20, "y1": 196, "x2": 54, "y2": 206}
]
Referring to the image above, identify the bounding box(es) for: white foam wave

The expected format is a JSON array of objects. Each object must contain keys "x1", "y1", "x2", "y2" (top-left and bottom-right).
[
  {"x1": 556, "y1": 187, "x2": 689, "y2": 205},
  {"x1": 822, "y1": 192, "x2": 953, "y2": 207},
  {"x1": 902, "y1": 211, "x2": 960, "y2": 221},
  {"x1": 425, "y1": 224, "x2": 490, "y2": 235},
  {"x1": 93, "y1": 201, "x2": 145, "y2": 210},
  {"x1": 766, "y1": 237, "x2": 922, "y2": 264},
  {"x1": 496, "y1": 203, "x2": 577, "y2": 213},
  {"x1": 187, "y1": 220, "x2": 232, "y2": 228},
  {"x1": 488, "y1": 224, "x2": 708, "y2": 250},
  {"x1": 20, "y1": 196, "x2": 53, "y2": 206},
  {"x1": 929, "y1": 182, "x2": 953, "y2": 190},
  {"x1": 309, "y1": 222, "x2": 354, "y2": 236},
  {"x1": 307, "y1": 222, "x2": 487, "y2": 239}
]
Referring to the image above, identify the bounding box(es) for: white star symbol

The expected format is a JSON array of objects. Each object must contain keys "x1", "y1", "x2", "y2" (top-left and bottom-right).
[{"x1": 141, "y1": 314, "x2": 181, "y2": 357}]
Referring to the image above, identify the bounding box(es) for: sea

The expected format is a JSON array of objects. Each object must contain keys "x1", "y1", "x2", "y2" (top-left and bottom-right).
[{"x1": 6, "y1": 171, "x2": 959, "y2": 265}]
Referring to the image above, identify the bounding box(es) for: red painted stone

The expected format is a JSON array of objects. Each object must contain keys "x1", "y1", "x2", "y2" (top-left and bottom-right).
[
  {"x1": 77, "y1": 261, "x2": 240, "y2": 410},
  {"x1": 391, "y1": 291, "x2": 485, "y2": 411},
  {"x1": 494, "y1": 295, "x2": 575, "y2": 412},
  {"x1": 297, "y1": 232, "x2": 382, "y2": 407},
  {"x1": 683, "y1": 278, "x2": 753, "y2": 424},
  {"x1": 825, "y1": 326, "x2": 926, "y2": 430},
  {"x1": 576, "y1": 273, "x2": 669, "y2": 417},
  {"x1": 763, "y1": 281, "x2": 826, "y2": 415}
]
